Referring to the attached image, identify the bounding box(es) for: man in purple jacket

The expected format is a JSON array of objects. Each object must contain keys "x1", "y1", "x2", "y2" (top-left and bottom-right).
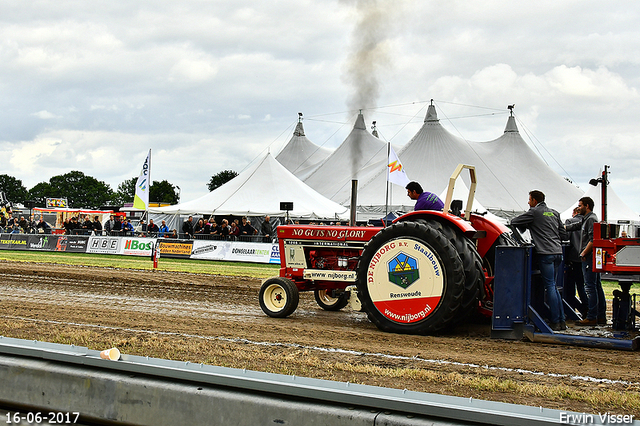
[{"x1": 406, "y1": 181, "x2": 444, "y2": 211}]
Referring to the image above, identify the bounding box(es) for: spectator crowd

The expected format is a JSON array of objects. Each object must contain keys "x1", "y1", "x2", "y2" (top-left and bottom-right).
[
  {"x1": 1, "y1": 212, "x2": 352, "y2": 242},
  {"x1": 0, "y1": 214, "x2": 51, "y2": 234}
]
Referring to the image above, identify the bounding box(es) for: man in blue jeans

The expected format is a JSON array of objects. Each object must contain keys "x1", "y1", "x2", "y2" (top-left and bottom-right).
[
  {"x1": 511, "y1": 190, "x2": 568, "y2": 331},
  {"x1": 566, "y1": 196, "x2": 606, "y2": 326},
  {"x1": 564, "y1": 207, "x2": 588, "y2": 317}
]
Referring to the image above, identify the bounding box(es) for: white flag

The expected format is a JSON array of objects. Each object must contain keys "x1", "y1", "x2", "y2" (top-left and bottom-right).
[
  {"x1": 133, "y1": 149, "x2": 151, "y2": 210},
  {"x1": 387, "y1": 145, "x2": 410, "y2": 187}
]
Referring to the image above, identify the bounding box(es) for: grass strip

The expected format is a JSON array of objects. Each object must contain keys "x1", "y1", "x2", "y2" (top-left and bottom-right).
[{"x1": 0, "y1": 250, "x2": 279, "y2": 279}]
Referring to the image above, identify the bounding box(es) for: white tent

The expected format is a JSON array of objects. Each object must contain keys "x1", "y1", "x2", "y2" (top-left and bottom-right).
[
  {"x1": 276, "y1": 119, "x2": 332, "y2": 181},
  {"x1": 560, "y1": 180, "x2": 639, "y2": 224},
  {"x1": 355, "y1": 104, "x2": 489, "y2": 210},
  {"x1": 475, "y1": 114, "x2": 583, "y2": 213},
  {"x1": 304, "y1": 113, "x2": 391, "y2": 205},
  {"x1": 149, "y1": 153, "x2": 349, "y2": 219},
  {"x1": 354, "y1": 104, "x2": 583, "y2": 214}
]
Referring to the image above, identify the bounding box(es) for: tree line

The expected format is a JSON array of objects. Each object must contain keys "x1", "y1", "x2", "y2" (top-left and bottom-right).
[{"x1": 0, "y1": 170, "x2": 238, "y2": 209}]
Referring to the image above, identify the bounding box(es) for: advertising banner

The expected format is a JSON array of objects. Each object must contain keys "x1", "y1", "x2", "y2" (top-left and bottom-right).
[
  {"x1": 87, "y1": 236, "x2": 122, "y2": 254},
  {"x1": 133, "y1": 149, "x2": 151, "y2": 210},
  {"x1": 46, "y1": 198, "x2": 68, "y2": 208},
  {"x1": 0, "y1": 232, "x2": 281, "y2": 264},
  {"x1": 0, "y1": 234, "x2": 29, "y2": 250},
  {"x1": 224, "y1": 242, "x2": 276, "y2": 263},
  {"x1": 54, "y1": 235, "x2": 89, "y2": 253},
  {"x1": 26, "y1": 235, "x2": 57, "y2": 251},
  {"x1": 0, "y1": 235, "x2": 13, "y2": 250},
  {"x1": 121, "y1": 237, "x2": 155, "y2": 256},
  {"x1": 269, "y1": 243, "x2": 280, "y2": 264},
  {"x1": 186, "y1": 241, "x2": 280, "y2": 264},
  {"x1": 190, "y1": 240, "x2": 229, "y2": 260},
  {"x1": 157, "y1": 240, "x2": 193, "y2": 259}
]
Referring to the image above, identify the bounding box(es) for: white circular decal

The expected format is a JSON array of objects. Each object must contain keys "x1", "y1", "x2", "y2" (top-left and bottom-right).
[{"x1": 366, "y1": 238, "x2": 444, "y2": 323}]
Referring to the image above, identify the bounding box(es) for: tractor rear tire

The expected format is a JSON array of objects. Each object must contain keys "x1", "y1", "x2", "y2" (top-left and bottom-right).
[
  {"x1": 259, "y1": 277, "x2": 299, "y2": 318},
  {"x1": 356, "y1": 221, "x2": 467, "y2": 334},
  {"x1": 314, "y1": 289, "x2": 349, "y2": 311},
  {"x1": 415, "y1": 219, "x2": 483, "y2": 321}
]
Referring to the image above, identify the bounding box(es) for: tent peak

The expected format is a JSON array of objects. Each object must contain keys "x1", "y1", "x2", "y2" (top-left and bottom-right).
[
  {"x1": 504, "y1": 115, "x2": 519, "y2": 133},
  {"x1": 354, "y1": 113, "x2": 366, "y2": 130},
  {"x1": 293, "y1": 120, "x2": 305, "y2": 137},
  {"x1": 424, "y1": 104, "x2": 439, "y2": 123}
]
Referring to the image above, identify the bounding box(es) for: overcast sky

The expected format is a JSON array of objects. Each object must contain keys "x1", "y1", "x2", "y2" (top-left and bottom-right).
[{"x1": 1, "y1": 0, "x2": 639, "y2": 214}]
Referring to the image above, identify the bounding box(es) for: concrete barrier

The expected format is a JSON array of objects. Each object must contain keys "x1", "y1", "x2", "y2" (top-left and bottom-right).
[{"x1": 0, "y1": 337, "x2": 607, "y2": 426}]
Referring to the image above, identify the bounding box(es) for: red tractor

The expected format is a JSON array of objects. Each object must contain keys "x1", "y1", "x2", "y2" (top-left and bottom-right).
[{"x1": 259, "y1": 165, "x2": 513, "y2": 334}]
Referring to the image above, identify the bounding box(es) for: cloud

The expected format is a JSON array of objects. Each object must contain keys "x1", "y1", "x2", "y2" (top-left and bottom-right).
[
  {"x1": 168, "y1": 54, "x2": 219, "y2": 84},
  {"x1": 546, "y1": 65, "x2": 637, "y2": 99},
  {"x1": 9, "y1": 137, "x2": 61, "y2": 173},
  {"x1": 31, "y1": 110, "x2": 60, "y2": 119},
  {"x1": 90, "y1": 105, "x2": 119, "y2": 111},
  {"x1": 0, "y1": 1, "x2": 638, "y2": 213}
]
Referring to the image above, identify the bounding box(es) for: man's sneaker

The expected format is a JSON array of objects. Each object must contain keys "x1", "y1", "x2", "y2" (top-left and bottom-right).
[
  {"x1": 550, "y1": 322, "x2": 567, "y2": 331},
  {"x1": 576, "y1": 318, "x2": 597, "y2": 326},
  {"x1": 597, "y1": 317, "x2": 607, "y2": 325}
]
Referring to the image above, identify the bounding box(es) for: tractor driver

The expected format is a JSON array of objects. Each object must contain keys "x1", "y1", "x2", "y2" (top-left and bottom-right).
[{"x1": 406, "y1": 181, "x2": 444, "y2": 211}]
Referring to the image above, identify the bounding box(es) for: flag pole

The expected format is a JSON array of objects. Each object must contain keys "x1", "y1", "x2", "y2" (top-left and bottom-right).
[
  {"x1": 385, "y1": 142, "x2": 390, "y2": 227},
  {"x1": 148, "y1": 149, "x2": 151, "y2": 217}
]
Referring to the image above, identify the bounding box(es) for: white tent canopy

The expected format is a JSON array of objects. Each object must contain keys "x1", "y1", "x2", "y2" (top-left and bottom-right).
[
  {"x1": 356, "y1": 105, "x2": 489, "y2": 210},
  {"x1": 304, "y1": 113, "x2": 392, "y2": 205},
  {"x1": 276, "y1": 120, "x2": 332, "y2": 181},
  {"x1": 560, "y1": 180, "x2": 639, "y2": 224},
  {"x1": 149, "y1": 153, "x2": 349, "y2": 219},
  {"x1": 353, "y1": 105, "x2": 583, "y2": 214},
  {"x1": 474, "y1": 115, "x2": 583, "y2": 212}
]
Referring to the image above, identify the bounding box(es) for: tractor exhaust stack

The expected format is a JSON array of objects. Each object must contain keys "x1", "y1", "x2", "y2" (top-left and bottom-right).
[{"x1": 350, "y1": 179, "x2": 358, "y2": 226}]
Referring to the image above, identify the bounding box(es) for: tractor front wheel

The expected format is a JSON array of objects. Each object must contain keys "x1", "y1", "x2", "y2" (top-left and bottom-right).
[
  {"x1": 259, "y1": 277, "x2": 299, "y2": 318},
  {"x1": 314, "y1": 289, "x2": 349, "y2": 311}
]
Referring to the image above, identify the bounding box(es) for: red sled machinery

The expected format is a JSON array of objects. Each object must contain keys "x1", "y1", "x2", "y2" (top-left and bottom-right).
[{"x1": 591, "y1": 166, "x2": 640, "y2": 331}]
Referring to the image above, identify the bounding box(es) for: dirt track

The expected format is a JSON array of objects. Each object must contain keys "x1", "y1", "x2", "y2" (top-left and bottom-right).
[{"x1": 0, "y1": 260, "x2": 639, "y2": 417}]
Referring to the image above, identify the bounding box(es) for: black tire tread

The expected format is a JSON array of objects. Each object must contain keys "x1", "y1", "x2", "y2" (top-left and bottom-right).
[
  {"x1": 416, "y1": 219, "x2": 483, "y2": 320},
  {"x1": 356, "y1": 221, "x2": 466, "y2": 335}
]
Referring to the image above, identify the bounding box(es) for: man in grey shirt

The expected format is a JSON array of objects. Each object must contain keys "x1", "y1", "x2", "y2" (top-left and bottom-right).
[
  {"x1": 511, "y1": 190, "x2": 568, "y2": 331},
  {"x1": 565, "y1": 196, "x2": 605, "y2": 326}
]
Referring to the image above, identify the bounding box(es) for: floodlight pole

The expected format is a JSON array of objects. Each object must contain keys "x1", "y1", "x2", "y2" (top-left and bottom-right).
[{"x1": 601, "y1": 165, "x2": 608, "y2": 223}]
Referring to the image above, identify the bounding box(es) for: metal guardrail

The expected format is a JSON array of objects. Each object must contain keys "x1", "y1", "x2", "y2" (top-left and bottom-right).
[{"x1": 0, "y1": 336, "x2": 630, "y2": 426}]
